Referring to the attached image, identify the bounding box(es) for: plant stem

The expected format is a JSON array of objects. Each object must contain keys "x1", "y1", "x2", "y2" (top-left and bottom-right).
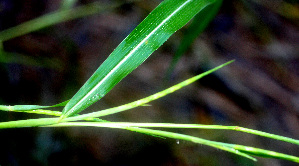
[
  {"x1": 0, "y1": 118, "x2": 59, "y2": 128},
  {"x1": 49, "y1": 122, "x2": 299, "y2": 146}
]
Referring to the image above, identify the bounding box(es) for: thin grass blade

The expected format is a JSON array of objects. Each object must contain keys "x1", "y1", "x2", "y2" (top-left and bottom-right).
[
  {"x1": 231, "y1": 144, "x2": 299, "y2": 163},
  {"x1": 61, "y1": 60, "x2": 231, "y2": 120},
  {"x1": 49, "y1": 122, "x2": 299, "y2": 163},
  {"x1": 0, "y1": 100, "x2": 69, "y2": 112},
  {"x1": 0, "y1": 61, "x2": 231, "y2": 128},
  {"x1": 0, "y1": 1, "x2": 124, "y2": 42},
  {"x1": 49, "y1": 122, "x2": 257, "y2": 161},
  {"x1": 50, "y1": 122, "x2": 299, "y2": 146}
]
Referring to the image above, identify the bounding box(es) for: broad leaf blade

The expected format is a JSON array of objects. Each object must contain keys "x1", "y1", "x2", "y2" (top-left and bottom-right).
[{"x1": 61, "y1": 0, "x2": 219, "y2": 119}]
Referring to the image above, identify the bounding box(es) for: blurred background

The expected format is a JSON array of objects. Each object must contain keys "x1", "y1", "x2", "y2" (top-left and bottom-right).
[{"x1": 0, "y1": 0, "x2": 298, "y2": 165}]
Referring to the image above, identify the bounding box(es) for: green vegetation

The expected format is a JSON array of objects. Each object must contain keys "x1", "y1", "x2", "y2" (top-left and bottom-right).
[{"x1": 0, "y1": 0, "x2": 298, "y2": 164}]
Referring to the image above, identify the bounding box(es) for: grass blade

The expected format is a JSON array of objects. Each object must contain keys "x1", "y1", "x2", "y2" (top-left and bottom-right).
[
  {"x1": 0, "y1": 61, "x2": 231, "y2": 128},
  {"x1": 0, "y1": 100, "x2": 69, "y2": 111},
  {"x1": 231, "y1": 144, "x2": 299, "y2": 163},
  {"x1": 0, "y1": 1, "x2": 124, "y2": 42},
  {"x1": 60, "y1": 0, "x2": 220, "y2": 119},
  {"x1": 49, "y1": 122, "x2": 257, "y2": 161},
  {"x1": 50, "y1": 122, "x2": 299, "y2": 146},
  {"x1": 61, "y1": 60, "x2": 232, "y2": 120},
  {"x1": 49, "y1": 122, "x2": 299, "y2": 163}
]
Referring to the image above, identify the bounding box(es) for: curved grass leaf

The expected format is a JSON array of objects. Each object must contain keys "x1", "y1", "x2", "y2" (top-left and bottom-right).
[
  {"x1": 0, "y1": 1, "x2": 124, "y2": 42},
  {"x1": 0, "y1": 100, "x2": 69, "y2": 112},
  {"x1": 63, "y1": 60, "x2": 233, "y2": 121},
  {"x1": 60, "y1": 0, "x2": 220, "y2": 119},
  {"x1": 0, "y1": 61, "x2": 231, "y2": 128}
]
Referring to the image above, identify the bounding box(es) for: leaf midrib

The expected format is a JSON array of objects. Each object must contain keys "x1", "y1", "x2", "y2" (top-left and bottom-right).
[{"x1": 64, "y1": 0, "x2": 193, "y2": 116}]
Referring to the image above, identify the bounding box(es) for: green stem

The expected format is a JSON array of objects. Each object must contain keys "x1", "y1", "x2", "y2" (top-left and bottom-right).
[
  {"x1": 48, "y1": 122, "x2": 299, "y2": 163},
  {"x1": 47, "y1": 122, "x2": 257, "y2": 161},
  {"x1": 62, "y1": 60, "x2": 235, "y2": 121},
  {"x1": 0, "y1": 118, "x2": 59, "y2": 128},
  {"x1": 49, "y1": 122, "x2": 299, "y2": 146}
]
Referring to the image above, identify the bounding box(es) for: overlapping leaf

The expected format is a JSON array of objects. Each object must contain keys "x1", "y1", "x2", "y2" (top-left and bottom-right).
[{"x1": 60, "y1": 0, "x2": 219, "y2": 119}]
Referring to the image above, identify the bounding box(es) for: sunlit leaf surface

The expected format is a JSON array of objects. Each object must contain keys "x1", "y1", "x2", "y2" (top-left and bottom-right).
[{"x1": 61, "y1": 0, "x2": 218, "y2": 119}]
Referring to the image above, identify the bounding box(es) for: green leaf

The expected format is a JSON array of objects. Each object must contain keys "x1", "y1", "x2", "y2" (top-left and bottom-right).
[
  {"x1": 63, "y1": 60, "x2": 234, "y2": 121},
  {"x1": 50, "y1": 121, "x2": 299, "y2": 146},
  {"x1": 0, "y1": 1, "x2": 124, "y2": 42},
  {"x1": 0, "y1": 100, "x2": 69, "y2": 111},
  {"x1": 0, "y1": 61, "x2": 232, "y2": 128},
  {"x1": 231, "y1": 144, "x2": 299, "y2": 163},
  {"x1": 61, "y1": 0, "x2": 220, "y2": 119}
]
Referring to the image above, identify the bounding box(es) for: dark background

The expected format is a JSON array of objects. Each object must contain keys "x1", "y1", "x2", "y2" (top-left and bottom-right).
[{"x1": 0, "y1": 0, "x2": 298, "y2": 165}]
